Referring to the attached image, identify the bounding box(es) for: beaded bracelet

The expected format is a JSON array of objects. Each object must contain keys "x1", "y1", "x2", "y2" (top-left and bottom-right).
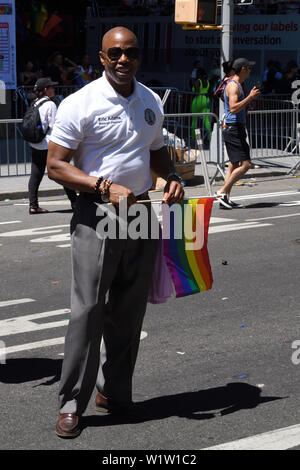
[
  {"x1": 94, "y1": 176, "x2": 103, "y2": 193},
  {"x1": 99, "y1": 178, "x2": 113, "y2": 198}
]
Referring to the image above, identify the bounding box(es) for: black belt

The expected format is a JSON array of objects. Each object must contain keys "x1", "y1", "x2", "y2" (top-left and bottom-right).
[{"x1": 136, "y1": 191, "x2": 150, "y2": 201}]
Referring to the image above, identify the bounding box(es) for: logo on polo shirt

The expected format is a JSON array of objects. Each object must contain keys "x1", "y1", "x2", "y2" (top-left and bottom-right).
[
  {"x1": 98, "y1": 116, "x2": 122, "y2": 125},
  {"x1": 144, "y1": 108, "x2": 156, "y2": 126}
]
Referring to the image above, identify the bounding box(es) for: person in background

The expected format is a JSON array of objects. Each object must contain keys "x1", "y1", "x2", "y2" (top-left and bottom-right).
[
  {"x1": 208, "y1": 58, "x2": 221, "y2": 93},
  {"x1": 275, "y1": 61, "x2": 299, "y2": 95},
  {"x1": 189, "y1": 60, "x2": 204, "y2": 91},
  {"x1": 19, "y1": 60, "x2": 41, "y2": 86},
  {"x1": 75, "y1": 54, "x2": 96, "y2": 85},
  {"x1": 262, "y1": 60, "x2": 282, "y2": 94},
  {"x1": 191, "y1": 68, "x2": 212, "y2": 139},
  {"x1": 46, "y1": 52, "x2": 78, "y2": 86},
  {"x1": 215, "y1": 58, "x2": 260, "y2": 209},
  {"x1": 28, "y1": 78, "x2": 77, "y2": 214},
  {"x1": 213, "y1": 60, "x2": 234, "y2": 102}
]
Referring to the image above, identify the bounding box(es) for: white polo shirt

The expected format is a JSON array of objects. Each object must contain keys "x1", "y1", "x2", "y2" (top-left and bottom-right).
[{"x1": 50, "y1": 73, "x2": 165, "y2": 196}]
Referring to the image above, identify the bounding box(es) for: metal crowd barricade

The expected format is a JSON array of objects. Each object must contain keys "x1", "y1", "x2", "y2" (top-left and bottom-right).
[
  {"x1": 254, "y1": 94, "x2": 296, "y2": 112},
  {"x1": 162, "y1": 112, "x2": 220, "y2": 191},
  {"x1": 150, "y1": 87, "x2": 180, "y2": 114},
  {"x1": 247, "y1": 107, "x2": 300, "y2": 174},
  {"x1": 0, "y1": 112, "x2": 221, "y2": 185},
  {"x1": 3, "y1": 96, "x2": 299, "y2": 181},
  {"x1": 151, "y1": 87, "x2": 217, "y2": 115},
  {"x1": 0, "y1": 119, "x2": 31, "y2": 176}
]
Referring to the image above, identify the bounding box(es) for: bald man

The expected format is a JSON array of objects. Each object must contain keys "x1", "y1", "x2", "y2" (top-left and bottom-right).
[{"x1": 48, "y1": 27, "x2": 184, "y2": 438}]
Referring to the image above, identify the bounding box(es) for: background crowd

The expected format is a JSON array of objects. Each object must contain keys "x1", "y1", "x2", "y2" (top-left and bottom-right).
[
  {"x1": 19, "y1": 52, "x2": 300, "y2": 99},
  {"x1": 18, "y1": 53, "x2": 99, "y2": 88},
  {"x1": 190, "y1": 57, "x2": 300, "y2": 99}
]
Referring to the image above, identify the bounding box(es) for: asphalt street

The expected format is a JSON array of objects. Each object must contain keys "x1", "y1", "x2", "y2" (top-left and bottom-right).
[{"x1": 0, "y1": 176, "x2": 300, "y2": 451}]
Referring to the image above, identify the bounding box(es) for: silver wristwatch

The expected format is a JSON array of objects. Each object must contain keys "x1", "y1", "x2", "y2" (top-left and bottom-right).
[{"x1": 101, "y1": 193, "x2": 110, "y2": 203}]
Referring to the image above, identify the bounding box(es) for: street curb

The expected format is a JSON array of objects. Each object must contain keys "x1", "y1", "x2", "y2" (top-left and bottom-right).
[{"x1": 0, "y1": 188, "x2": 66, "y2": 201}]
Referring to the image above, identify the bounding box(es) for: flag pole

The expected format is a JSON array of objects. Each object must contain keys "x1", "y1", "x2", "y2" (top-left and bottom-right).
[
  {"x1": 136, "y1": 196, "x2": 216, "y2": 204},
  {"x1": 105, "y1": 196, "x2": 215, "y2": 206}
]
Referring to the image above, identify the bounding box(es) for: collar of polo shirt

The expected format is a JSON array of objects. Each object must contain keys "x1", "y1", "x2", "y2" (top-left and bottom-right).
[{"x1": 101, "y1": 72, "x2": 141, "y2": 105}]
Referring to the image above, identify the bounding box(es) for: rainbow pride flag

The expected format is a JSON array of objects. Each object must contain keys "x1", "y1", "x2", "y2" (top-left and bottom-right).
[
  {"x1": 162, "y1": 198, "x2": 214, "y2": 298},
  {"x1": 76, "y1": 71, "x2": 93, "y2": 87}
]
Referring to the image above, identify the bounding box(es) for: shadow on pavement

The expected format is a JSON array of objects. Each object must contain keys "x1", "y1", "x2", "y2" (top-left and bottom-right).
[
  {"x1": 82, "y1": 382, "x2": 285, "y2": 428},
  {"x1": 244, "y1": 202, "x2": 280, "y2": 209},
  {"x1": 48, "y1": 209, "x2": 73, "y2": 214},
  {"x1": 0, "y1": 358, "x2": 62, "y2": 386},
  {"x1": 0, "y1": 360, "x2": 286, "y2": 425}
]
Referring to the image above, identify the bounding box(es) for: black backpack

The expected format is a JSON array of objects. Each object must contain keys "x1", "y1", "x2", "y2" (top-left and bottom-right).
[{"x1": 21, "y1": 97, "x2": 51, "y2": 143}]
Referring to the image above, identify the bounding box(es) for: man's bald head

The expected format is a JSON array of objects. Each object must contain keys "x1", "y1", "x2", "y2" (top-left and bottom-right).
[
  {"x1": 101, "y1": 27, "x2": 138, "y2": 51},
  {"x1": 99, "y1": 26, "x2": 141, "y2": 97}
]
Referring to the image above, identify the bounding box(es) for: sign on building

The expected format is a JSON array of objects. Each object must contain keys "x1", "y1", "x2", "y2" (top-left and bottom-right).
[{"x1": 0, "y1": 0, "x2": 16, "y2": 89}]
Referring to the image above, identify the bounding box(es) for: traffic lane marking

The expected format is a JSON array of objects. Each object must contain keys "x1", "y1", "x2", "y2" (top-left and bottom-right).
[
  {"x1": 209, "y1": 222, "x2": 272, "y2": 234},
  {"x1": 54, "y1": 221, "x2": 273, "y2": 248},
  {"x1": 0, "y1": 331, "x2": 148, "y2": 356},
  {"x1": 0, "y1": 221, "x2": 22, "y2": 225},
  {"x1": 228, "y1": 191, "x2": 300, "y2": 201},
  {"x1": 14, "y1": 201, "x2": 70, "y2": 206},
  {"x1": 0, "y1": 309, "x2": 70, "y2": 336},
  {"x1": 246, "y1": 212, "x2": 300, "y2": 222},
  {"x1": 0, "y1": 337, "x2": 65, "y2": 355},
  {"x1": 31, "y1": 233, "x2": 70, "y2": 243},
  {"x1": 278, "y1": 201, "x2": 300, "y2": 207},
  {"x1": 0, "y1": 225, "x2": 69, "y2": 237},
  {"x1": 202, "y1": 423, "x2": 300, "y2": 450},
  {"x1": 0, "y1": 298, "x2": 35, "y2": 308},
  {"x1": 210, "y1": 217, "x2": 235, "y2": 224}
]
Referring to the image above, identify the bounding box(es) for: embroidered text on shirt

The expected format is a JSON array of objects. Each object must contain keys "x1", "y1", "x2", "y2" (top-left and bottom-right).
[{"x1": 98, "y1": 116, "x2": 122, "y2": 125}]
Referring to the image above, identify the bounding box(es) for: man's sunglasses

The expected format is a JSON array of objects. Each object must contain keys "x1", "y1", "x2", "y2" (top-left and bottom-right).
[{"x1": 103, "y1": 47, "x2": 140, "y2": 61}]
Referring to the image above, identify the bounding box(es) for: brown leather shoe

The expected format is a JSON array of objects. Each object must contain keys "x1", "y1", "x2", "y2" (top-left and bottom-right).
[
  {"x1": 95, "y1": 392, "x2": 150, "y2": 420},
  {"x1": 95, "y1": 392, "x2": 110, "y2": 413},
  {"x1": 56, "y1": 413, "x2": 81, "y2": 438},
  {"x1": 95, "y1": 391, "x2": 129, "y2": 414}
]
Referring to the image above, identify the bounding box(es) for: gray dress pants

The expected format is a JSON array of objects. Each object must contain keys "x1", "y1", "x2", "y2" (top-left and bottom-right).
[{"x1": 59, "y1": 193, "x2": 158, "y2": 416}]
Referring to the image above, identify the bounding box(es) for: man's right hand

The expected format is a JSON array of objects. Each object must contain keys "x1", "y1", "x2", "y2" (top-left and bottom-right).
[
  {"x1": 108, "y1": 183, "x2": 137, "y2": 207},
  {"x1": 249, "y1": 86, "x2": 261, "y2": 100}
]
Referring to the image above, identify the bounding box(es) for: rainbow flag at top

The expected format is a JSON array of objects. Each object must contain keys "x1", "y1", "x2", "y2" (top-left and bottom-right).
[{"x1": 162, "y1": 198, "x2": 214, "y2": 298}]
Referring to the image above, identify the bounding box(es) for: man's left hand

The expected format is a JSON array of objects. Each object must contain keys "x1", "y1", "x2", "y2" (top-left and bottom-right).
[{"x1": 163, "y1": 181, "x2": 185, "y2": 205}]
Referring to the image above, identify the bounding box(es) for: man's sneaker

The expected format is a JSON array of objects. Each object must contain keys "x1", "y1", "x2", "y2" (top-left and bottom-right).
[
  {"x1": 228, "y1": 199, "x2": 243, "y2": 208},
  {"x1": 215, "y1": 192, "x2": 232, "y2": 209}
]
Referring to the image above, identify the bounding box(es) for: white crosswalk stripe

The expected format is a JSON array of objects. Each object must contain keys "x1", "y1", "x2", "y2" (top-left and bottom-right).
[
  {"x1": 0, "y1": 302, "x2": 148, "y2": 356},
  {"x1": 0, "y1": 298, "x2": 35, "y2": 308},
  {"x1": 0, "y1": 337, "x2": 65, "y2": 355},
  {"x1": 229, "y1": 190, "x2": 300, "y2": 201},
  {"x1": 209, "y1": 222, "x2": 272, "y2": 234},
  {"x1": 0, "y1": 220, "x2": 22, "y2": 225},
  {"x1": 0, "y1": 309, "x2": 70, "y2": 336},
  {"x1": 202, "y1": 424, "x2": 300, "y2": 450}
]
